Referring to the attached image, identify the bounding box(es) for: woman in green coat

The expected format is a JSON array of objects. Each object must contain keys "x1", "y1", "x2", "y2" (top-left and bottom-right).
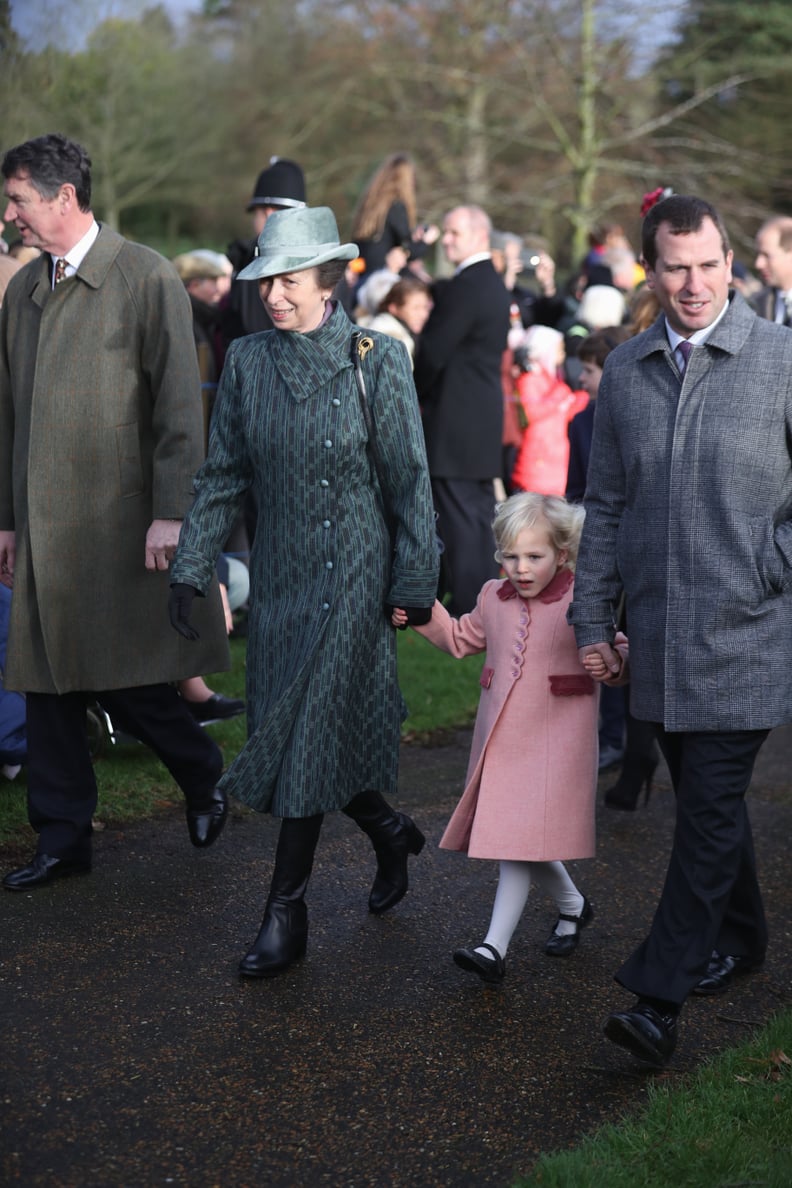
[{"x1": 170, "y1": 207, "x2": 439, "y2": 977}]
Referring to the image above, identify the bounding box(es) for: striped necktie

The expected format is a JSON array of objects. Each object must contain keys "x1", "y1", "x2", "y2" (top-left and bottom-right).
[{"x1": 54, "y1": 257, "x2": 68, "y2": 285}]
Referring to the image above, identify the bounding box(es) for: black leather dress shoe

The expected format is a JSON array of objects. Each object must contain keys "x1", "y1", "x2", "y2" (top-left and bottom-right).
[
  {"x1": 453, "y1": 942, "x2": 506, "y2": 985},
  {"x1": 3, "y1": 853, "x2": 92, "y2": 891},
  {"x1": 544, "y1": 897, "x2": 594, "y2": 957},
  {"x1": 604, "y1": 1001, "x2": 678, "y2": 1067},
  {"x1": 692, "y1": 951, "x2": 763, "y2": 996},
  {"x1": 185, "y1": 694, "x2": 245, "y2": 724},
  {"x1": 185, "y1": 786, "x2": 228, "y2": 848}
]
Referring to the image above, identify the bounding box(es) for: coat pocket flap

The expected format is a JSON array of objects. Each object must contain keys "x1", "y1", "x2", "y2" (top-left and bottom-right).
[{"x1": 549, "y1": 674, "x2": 595, "y2": 696}]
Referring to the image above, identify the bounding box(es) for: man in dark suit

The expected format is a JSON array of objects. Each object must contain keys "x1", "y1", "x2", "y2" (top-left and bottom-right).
[
  {"x1": 414, "y1": 205, "x2": 510, "y2": 615},
  {"x1": 753, "y1": 215, "x2": 792, "y2": 324},
  {"x1": 570, "y1": 194, "x2": 792, "y2": 1067}
]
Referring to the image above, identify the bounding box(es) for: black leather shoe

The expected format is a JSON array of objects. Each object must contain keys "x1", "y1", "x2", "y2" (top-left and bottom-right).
[
  {"x1": 185, "y1": 694, "x2": 245, "y2": 724},
  {"x1": 239, "y1": 900, "x2": 308, "y2": 978},
  {"x1": 604, "y1": 1001, "x2": 678, "y2": 1067},
  {"x1": 368, "y1": 813, "x2": 425, "y2": 915},
  {"x1": 185, "y1": 786, "x2": 228, "y2": 848},
  {"x1": 544, "y1": 897, "x2": 594, "y2": 957},
  {"x1": 691, "y1": 951, "x2": 764, "y2": 996},
  {"x1": 3, "y1": 853, "x2": 92, "y2": 891},
  {"x1": 453, "y1": 942, "x2": 506, "y2": 985}
]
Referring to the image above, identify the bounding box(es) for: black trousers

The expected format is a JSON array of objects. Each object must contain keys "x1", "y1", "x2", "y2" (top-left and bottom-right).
[
  {"x1": 616, "y1": 727, "x2": 769, "y2": 1006},
  {"x1": 26, "y1": 684, "x2": 224, "y2": 861},
  {"x1": 431, "y1": 477, "x2": 500, "y2": 616}
]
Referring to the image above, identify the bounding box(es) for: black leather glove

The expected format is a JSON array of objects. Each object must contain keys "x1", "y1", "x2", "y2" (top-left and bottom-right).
[
  {"x1": 169, "y1": 583, "x2": 200, "y2": 641},
  {"x1": 385, "y1": 604, "x2": 433, "y2": 630},
  {"x1": 403, "y1": 605, "x2": 433, "y2": 627}
]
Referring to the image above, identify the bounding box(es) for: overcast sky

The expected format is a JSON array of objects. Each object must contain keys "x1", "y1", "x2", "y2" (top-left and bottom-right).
[{"x1": 9, "y1": 0, "x2": 202, "y2": 50}]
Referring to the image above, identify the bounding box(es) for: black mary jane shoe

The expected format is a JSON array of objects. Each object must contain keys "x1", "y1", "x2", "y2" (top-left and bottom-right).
[
  {"x1": 186, "y1": 787, "x2": 228, "y2": 848},
  {"x1": 543, "y1": 897, "x2": 594, "y2": 957},
  {"x1": 453, "y1": 942, "x2": 506, "y2": 985},
  {"x1": 604, "y1": 1001, "x2": 678, "y2": 1067}
]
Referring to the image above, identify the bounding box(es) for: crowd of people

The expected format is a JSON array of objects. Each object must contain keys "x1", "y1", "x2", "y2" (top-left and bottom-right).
[{"x1": 2, "y1": 132, "x2": 791, "y2": 1071}]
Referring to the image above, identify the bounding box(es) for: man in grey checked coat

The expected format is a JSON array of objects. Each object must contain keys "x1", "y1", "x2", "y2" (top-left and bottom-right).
[{"x1": 569, "y1": 194, "x2": 792, "y2": 1067}]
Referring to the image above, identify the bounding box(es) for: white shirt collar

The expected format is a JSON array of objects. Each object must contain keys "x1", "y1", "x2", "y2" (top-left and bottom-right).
[
  {"x1": 773, "y1": 289, "x2": 792, "y2": 323},
  {"x1": 454, "y1": 251, "x2": 491, "y2": 275},
  {"x1": 50, "y1": 220, "x2": 100, "y2": 285},
  {"x1": 665, "y1": 295, "x2": 730, "y2": 358}
]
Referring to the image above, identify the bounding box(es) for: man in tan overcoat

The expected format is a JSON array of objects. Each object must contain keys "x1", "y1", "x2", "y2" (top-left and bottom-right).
[{"x1": 0, "y1": 134, "x2": 230, "y2": 891}]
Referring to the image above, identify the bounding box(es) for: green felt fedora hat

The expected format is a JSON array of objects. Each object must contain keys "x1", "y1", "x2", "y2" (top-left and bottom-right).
[{"x1": 237, "y1": 206, "x2": 359, "y2": 280}]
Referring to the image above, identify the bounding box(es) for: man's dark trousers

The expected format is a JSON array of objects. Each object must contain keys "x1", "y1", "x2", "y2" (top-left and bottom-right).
[
  {"x1": 431, "y1": 477, "x2": 500, "y2": 616},
  {"x1": 616, "y1": 727, "x2": 769, "y2": 1006},
  {"x1": 26, "y1": 684, "x2": 223, "y2": 861}
]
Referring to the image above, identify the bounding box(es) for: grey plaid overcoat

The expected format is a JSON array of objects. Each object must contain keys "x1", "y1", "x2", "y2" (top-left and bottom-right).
[
  {"x1": 172, "y1": 304, "x2": 439, "y2": 816},
  {"x1": 569, "y1": 292, "x2": 792, "y2": 731},
  {"x1": 0, "y1": 228, "x2": 229, "y2": 694}
]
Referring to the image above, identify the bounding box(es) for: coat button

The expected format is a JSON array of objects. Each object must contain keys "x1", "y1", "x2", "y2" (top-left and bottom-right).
[
  {"x1": 332, "y1": 398, "x2": 341, "y2": 407},
  {"x1": 322, "y1": 602, "x2": 330, "y2": 611},
  {"x1": 320, "y1": 479, "x2": 329, "y2": 488},
  {"x1": 324, "y1": 439, "x2": 333, "y2": 448},
  {"x1": 322, "y1": 520, "x2": 331, "y2": 528},
  {"x1": 325, "y1": 561, "x2": 334, "y2": 570}
]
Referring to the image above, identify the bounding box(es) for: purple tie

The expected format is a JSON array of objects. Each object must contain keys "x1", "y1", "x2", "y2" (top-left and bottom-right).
[{"x1": 678, "y1": 340, "x2": 692, "y2": 374}]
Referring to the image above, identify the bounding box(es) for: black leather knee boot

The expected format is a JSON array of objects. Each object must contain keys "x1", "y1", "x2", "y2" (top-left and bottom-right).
[
  {"x1": 343, "y1": 790, "x2": 425, "y2": 914},
  {"x1": 239, "y1": 813, "x2": 323, "y2": 978}
]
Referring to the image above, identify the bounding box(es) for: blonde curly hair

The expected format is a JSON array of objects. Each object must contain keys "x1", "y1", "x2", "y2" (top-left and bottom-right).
[{"x1": 493, "y1": 492, "x2": 585, "y2": 572}]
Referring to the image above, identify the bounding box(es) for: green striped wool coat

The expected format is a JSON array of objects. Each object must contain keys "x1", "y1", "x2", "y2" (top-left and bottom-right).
[{"x1": 173, "y1": 303, "x2": 439, "y2": 816}]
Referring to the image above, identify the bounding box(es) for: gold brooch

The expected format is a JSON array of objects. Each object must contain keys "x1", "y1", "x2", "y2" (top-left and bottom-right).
[{"x1": 357, "y1": 336, "x2": 374, "y2": 361}]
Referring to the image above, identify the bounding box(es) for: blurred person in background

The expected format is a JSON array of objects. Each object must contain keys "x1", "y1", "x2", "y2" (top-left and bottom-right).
[{"x1": 414, "y1": 204, "x2": 511, "y2": 615}]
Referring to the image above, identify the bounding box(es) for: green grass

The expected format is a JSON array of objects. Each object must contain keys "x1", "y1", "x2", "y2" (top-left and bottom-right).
[
  {"x1": 0, "y1": 630, "x2": 482, "y2": 848},
  {"x1": 520, "y1": 1010, "x2": 792, "y2": 1188},
  {"x1": 396, "y1": 627, "x2": 484, "y2": 739}
]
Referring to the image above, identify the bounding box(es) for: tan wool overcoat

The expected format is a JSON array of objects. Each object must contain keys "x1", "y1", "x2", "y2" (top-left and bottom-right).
[
  {"x1": 415, "y1": 571, "x2": 598, "y2": 862},
  {"x1": 0, "y1": 227, "x2": 228, "y2": 693}
]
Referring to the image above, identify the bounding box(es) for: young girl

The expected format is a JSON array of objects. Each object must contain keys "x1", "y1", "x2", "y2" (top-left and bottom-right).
[
  {"x1": 393, "y1": 492, "x2": 602, "y2": 985},
  {"x1": 510, "y1": 326, "x2": 589, "y2": 496}
]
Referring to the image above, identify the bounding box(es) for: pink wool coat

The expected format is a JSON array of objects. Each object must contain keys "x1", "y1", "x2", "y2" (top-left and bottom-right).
[{"x1": 415, "y1": 570, "x2": 598, "y2": 861}]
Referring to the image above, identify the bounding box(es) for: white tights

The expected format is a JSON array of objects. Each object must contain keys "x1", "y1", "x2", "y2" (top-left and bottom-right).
[{"x1": 479, "y1": 860, "x2": 584, "y2": 959}]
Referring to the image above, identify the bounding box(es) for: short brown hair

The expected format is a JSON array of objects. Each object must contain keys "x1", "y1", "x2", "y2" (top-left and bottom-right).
[{"x1": 641, "y1": 195, "x2": 730, "y2": 270}]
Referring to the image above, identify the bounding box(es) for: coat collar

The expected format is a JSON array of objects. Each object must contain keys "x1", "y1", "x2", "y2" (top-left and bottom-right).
[
  {"x1": 268, "y1": 301, "x2": 356, "y2": 401},
  {"x1": 496, "y1": 568, "x2": 573, "y2": 604},
  {"x1": 27, "y1": 224, "x2": 127, "y2": 309},
  {"x1": 636, "y1": 291, "x2": 756, "y2": 363}
]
